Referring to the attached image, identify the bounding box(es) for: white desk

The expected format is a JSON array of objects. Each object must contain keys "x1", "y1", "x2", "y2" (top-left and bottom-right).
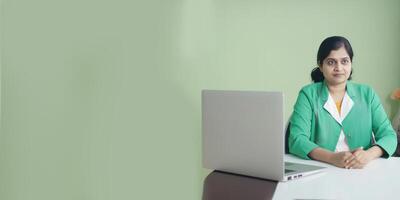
[{"x1": 273, "y1": 154, "x2": 400, "y2": 200}]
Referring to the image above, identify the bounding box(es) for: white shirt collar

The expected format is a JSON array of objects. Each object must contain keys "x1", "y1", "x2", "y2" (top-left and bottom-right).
[{"x1": 323, "y1": 92, "x2": 354, "y2": 125}]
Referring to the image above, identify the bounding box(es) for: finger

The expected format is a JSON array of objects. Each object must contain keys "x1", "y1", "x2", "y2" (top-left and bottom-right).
[
  {"x1": 343, "y1": 153, "x2": 354, "y2": 164},
  {"x1": 345, "y1": 155, "x2": 360, "y2": 169},
  {"x1": 348, "y1": 154, "x2": 368, "y2": 169},
  {"x1": 352, "y1": 150, "x2": 364, "y2": 158},
  {"x1": 351, "y1": 146, "x2": 363, "y2": 154},
  {"x1": 346, "y1": 160, "x2": 359, "y2": 169}
]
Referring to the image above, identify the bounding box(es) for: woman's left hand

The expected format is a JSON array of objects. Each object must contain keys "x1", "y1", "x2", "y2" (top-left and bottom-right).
[{"x1": 344, "y1": 147, "x2": 372, "y2": 169}]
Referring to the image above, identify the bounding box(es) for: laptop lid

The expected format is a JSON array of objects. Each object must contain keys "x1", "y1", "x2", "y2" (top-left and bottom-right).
[{"x1": 202, "y1": 90, "x2": 285, "y2": 181}]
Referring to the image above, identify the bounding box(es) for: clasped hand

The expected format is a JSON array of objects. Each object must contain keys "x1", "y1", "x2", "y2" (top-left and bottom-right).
[{"x1": 331, "y1": 147, "x2": 372, "y2": 169}]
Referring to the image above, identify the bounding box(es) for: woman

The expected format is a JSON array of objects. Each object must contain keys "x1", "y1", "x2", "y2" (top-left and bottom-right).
[{"x1": 288, "y1": 36, "x2": 397, "y2": 169}]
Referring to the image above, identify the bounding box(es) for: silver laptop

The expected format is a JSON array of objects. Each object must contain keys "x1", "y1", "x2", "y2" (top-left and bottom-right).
[{"x1": 202, "y1": 90, "x2": 325, "y2": 182}]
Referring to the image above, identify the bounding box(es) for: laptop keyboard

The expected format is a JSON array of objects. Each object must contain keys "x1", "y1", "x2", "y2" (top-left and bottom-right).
[
  {"x1": 285, "y1": 169, "x2": 295, "y2": 173},
  {"x1": 285, "y1": 162, "x2": 295, "y2": 166}
]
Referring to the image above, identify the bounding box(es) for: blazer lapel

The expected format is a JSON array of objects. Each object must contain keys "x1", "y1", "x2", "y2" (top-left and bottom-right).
[
  {"x1": 320, "y1": 80, "x2": 357, "y2": 127},
  {"x1": 323, "y1": 93, "x2": 342, "y2": 125},
  {"x1": 340, "y1": 92, "x2": 354, "y2": 121}
]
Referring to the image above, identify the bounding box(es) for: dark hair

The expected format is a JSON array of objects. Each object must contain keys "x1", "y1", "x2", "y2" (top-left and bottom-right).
[{"x1": 311, "y1": 36, "x2": 354, "y2": 83}]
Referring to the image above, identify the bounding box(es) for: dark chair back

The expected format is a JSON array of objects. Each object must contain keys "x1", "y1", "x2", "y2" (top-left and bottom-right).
[
  {"x1": 395, "y1": 133, "x2": 400, "y2": 157},
  {"x1": 285, "y1": 122, "x2": 290, "y2": 154}
]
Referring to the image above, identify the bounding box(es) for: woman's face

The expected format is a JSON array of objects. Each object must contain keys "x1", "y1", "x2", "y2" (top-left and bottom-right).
[{"x1": 319, "y1": 46, "x2": 352, "y2": 86}]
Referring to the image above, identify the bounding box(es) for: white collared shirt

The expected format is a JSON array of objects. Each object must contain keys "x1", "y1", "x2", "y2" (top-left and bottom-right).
[{"x1": 323, "y1": 92, "x2": 354, "y2": 152}]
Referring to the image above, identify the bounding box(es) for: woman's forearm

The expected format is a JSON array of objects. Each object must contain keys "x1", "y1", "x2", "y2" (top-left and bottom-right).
[
  {"x1": 308, "y1": 147, "x2": 334, "y2": 164},
  {"x1": 366, "y1": 145, "x2": 383, "y2": 159}
]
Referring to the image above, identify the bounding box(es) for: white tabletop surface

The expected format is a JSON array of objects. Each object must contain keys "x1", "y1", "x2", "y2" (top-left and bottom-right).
[{"x1": 272, "y1": 154, "x2": 400, "y2": 200}]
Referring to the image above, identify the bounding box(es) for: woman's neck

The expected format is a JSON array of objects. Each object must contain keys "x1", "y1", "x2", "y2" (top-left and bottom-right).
[{"x1": 327, "y1": 82, "x2": 346, "y2": 101}]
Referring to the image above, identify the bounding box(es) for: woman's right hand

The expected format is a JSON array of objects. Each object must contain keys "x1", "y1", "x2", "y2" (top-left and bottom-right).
[
  {"x1": 329, "y1": 151, "x2": 355, "y2": 168},
  {"x1": 309, "y1": 147, "x2": 356, "y2": 168}
]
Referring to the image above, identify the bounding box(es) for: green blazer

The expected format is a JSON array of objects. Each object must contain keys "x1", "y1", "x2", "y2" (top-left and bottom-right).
[{"x1": 289, "y1": 81, "x2": 397, "y2": 159}]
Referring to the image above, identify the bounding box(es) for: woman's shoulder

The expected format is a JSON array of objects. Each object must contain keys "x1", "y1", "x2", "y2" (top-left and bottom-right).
[
  {"x1": 299, "y1": 82, "x2": 323, "y2": 93},
  {"x1": 347, "y1": 81, "x2": 374, "y2": 95},
  {"x1": 347, "y1": 81, "x2": 372, "y2": 90},
  {"x1": 346, "y1": 81, "x2": 379, "y2": 102},
  {"x1": 295, "y1": 82, "x2": 324, "y2": 101}
]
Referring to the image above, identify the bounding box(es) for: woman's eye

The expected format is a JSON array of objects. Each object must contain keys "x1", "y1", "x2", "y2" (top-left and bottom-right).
[
  {"x1": 327, "y1": 60, "x2": 334, "y2": 65},
  {"x1": 342, "y1": 59, "x2": 349, "y2": 64}
]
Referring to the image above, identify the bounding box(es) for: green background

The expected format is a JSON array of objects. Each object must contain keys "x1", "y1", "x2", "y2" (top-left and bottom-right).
[{"x1": 1, "y1": 0, "x2": 399, "y2": 199}]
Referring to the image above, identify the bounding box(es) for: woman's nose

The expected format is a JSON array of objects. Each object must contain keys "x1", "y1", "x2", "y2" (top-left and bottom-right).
[{"x1": 334, "y1": 64, "x2": 343, "y2": 71}]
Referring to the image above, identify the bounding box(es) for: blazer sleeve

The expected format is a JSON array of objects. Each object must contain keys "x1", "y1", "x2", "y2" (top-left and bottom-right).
[
  {"x1": 370, "y1": 88, "x2": 398, "y2": 158},
  {"x1": 289, "y1": 89, "x2": 319, "y2": 159}
]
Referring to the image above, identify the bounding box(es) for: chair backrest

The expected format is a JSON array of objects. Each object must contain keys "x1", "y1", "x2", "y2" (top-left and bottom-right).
[
  {"x1": 396, "y1": 134, "x2": 400, "y2": 157},
  {"x1": 285, "y1": 122, "x2": 290, "y2": 154}
]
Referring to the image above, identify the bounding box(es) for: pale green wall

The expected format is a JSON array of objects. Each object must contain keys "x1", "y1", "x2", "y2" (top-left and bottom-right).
[{"x1": 1, "y1": 0, "x2": 399, "y2": 199}]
